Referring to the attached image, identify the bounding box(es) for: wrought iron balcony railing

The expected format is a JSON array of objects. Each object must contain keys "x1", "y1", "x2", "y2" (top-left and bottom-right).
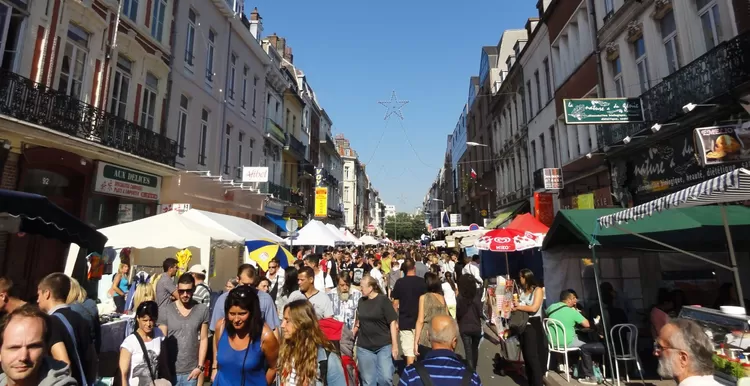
[
  {"x1": 598, "y1": 31, "x2": 750, "y2": 147},
  {"x1": 265, "y1": 118, "x2": 285, "y2": 144},
  {"x1": 0, "y1": 69, "x2": 178, "y2": 166},
  {"x1": 284, "y1": 132, "x2": 307, "y2": 159},
  {"x1": 259, "y1": 181, "x2": 304, "y2": 206}
]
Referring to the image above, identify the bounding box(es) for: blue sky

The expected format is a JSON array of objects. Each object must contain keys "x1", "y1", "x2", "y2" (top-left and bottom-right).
[{"x1": 252, "y1": 0, "x2": 537, "y2": 211}]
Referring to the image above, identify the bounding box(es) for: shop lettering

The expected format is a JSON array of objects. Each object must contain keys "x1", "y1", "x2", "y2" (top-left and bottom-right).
[
  {"x1": 633, "y1": 159, "x2": 665, "y2": 177},
  {"x1": 112, "y1": 169, "x2": 151, "y2": 186}
]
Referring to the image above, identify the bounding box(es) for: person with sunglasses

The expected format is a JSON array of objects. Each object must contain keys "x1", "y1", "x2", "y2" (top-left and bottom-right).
[
  {"x1": 210, "y1": 265, "x2": 280, "y2": 336},
  {"x1": 212, "y1": 286, "x2": 279, "y2": 385},
  {"x1": 120, "y1": 301, "x2": 171, "y2": 386},
  {"x1": 158, "y1": 274, "x2": 209, "y2": 386}
]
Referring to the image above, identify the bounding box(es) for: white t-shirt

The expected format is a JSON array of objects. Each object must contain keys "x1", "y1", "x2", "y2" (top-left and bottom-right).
[
  {"x1": 121, "y1": 329, "x2": 165, "y2": 386},
  {"x1": 369, "y1": 267, "x2": 386, "y2": 293},
  {"x1": 314, "y1": 270, "x2": 334, "y2": 292},
  {"x1": 442, "y1": 282, "x2": 457, "y2": 306}
]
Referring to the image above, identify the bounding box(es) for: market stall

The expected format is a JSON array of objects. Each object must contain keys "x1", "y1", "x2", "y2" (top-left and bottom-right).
[
  {"x1": 284, "y1": 219, "x2": 347, "y2": 247},
  {"x1": 359, "y1": 235, "x2": 380, "y2": 246},
  {"x1": 182, "y1": 208, "x2": 282, "y2": 242},
  {"x1": 325, "y1": 223, "x2": 354, "y2": 245}
]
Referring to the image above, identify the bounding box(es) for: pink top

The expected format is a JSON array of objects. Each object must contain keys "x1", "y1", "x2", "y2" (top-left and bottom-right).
[{"x1": 651, "y1": 307, "x2": 670, "y2": 339}]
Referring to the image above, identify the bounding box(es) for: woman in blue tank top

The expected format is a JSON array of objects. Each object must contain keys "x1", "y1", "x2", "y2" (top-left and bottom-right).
[
  {"x1": 212, "y1": 286, "x2": 279, "y2": 385},
  {"x1": 109, "y1": 263, "x2": 130, "y2": 313}
]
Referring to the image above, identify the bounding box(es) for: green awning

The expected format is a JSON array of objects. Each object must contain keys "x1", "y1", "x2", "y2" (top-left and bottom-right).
[
  {"x1": 486, "y1": 201, "x2": 526, "y2": 229},
  {"x1": 542, "y1": 206, "x2": 750, "y2": 252}
]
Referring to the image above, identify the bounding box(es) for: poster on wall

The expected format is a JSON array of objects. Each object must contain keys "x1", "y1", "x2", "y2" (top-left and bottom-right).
[
  {"x1": 117, "y1": 204, "x2": 133, "y2": 223},
  {"x1": 314, "y1": 187, "x2": 328, "y2": 217},
  {"x1": 694, "y1": 125, "x2": 750, "y2": 166},
  {"x1": 534, "y1": 192, "x2": 554, "y2": 227}
]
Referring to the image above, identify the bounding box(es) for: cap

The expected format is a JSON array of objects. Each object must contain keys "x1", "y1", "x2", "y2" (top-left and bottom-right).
[{"x1": 188, "y1": 264, "x2": 207, "y2": 275}]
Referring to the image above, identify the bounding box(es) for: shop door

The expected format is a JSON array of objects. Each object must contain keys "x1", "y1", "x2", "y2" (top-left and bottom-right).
[{"x1": 5, "y1": 169, "x2": 84, "y2": 300}]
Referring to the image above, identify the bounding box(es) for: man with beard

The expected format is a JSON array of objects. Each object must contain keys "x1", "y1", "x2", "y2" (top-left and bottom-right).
[
  {"x1": 328, "y1": 275, "x2": 361, "y2": 331},
  {"x1": 656, "y1": 319, "x2": 720, "y2": 386}
]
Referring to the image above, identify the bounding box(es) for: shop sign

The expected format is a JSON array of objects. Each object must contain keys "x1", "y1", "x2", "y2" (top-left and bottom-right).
[
  {"x1": 94, "y1": 162, "x2": 161, "y2": 201},
  {"x1": 577, "y1": 193, "x2": 594, "y2": 209},
  {"x1": 241, "y1": 167, "x2": 269, "y2": 183},
  {"x1": 559, "y1": 187, "x2": 612, "y2": 210},
  {"x1": 534, "y1": 192, "x2": 554, "y2": 227},
  {"x1": 693, "y1": 125, "x2": 750, "y2": 167},
  {"x1": 315, "y1": 167, "x2": 324, "y2": 188},
  {"x1": 626, "y1": 131, "x2": 750, "y2": 197},
  {"x1": 159, "y1": 203, "x2": 191, "y2": 214},
  {"x1": 314, "y1": 187, "x2": 328, "y2": 218},
  {"x1": 533, "y1": 168, "x2": 563, "y2": 190},
  {"x1": 563, "y1": 98, "x2": 644, "y2": 124},
  {"x1": 450, "y1": 214, "x2": 462, "y2": 227}
]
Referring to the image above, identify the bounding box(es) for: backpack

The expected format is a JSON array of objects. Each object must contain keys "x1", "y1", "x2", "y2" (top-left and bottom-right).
[{"x1": 319, "y1": 318, "x2": 359, "y2": 386}]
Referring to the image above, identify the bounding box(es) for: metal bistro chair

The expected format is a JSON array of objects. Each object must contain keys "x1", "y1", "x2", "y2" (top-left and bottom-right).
[
  {"x1": 610, "y1": 323, "x2": 645, "y2": 386},
  {"x1": 544, "y1": 318, "x2": 580, "y2": 382}
]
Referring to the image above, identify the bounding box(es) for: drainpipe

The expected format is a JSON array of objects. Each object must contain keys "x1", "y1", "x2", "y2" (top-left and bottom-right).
[
  {"x1": 161, "y1": 0, "x2": 179, "y2": 138},
  {"x1": 588, "y1": 0, "x2": 606, "y2": 99},
  {"x1": 218, "y1": 15, "x2": 234, "y2": 177}
]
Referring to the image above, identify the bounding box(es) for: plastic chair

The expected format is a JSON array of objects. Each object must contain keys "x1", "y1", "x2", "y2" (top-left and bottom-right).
[
  {"x1": 610, "y1": 323, "x2": 645, "y2": 386},
  {"x1": 544, "y1": 318, "x2": 580, "y2": 382}
]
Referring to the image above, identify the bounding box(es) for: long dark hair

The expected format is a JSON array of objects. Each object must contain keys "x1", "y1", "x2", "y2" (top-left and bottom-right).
[
  {"x1": 445, "y1": 272, "x2": 457, "y2": 293},
  {"x1": 425, "y1": 272, "x2": 443, "y2": 295},
  {"x1": 457, "y1": 275, "x2": 476, "y2": 301},
  {"x1": 519, "y1": 268, "x2": 538, "y2": 292},
  {"x1": 281, "y1": 267, "x2": 299, "y2": 298},
  {"x1": 224, "y1": 286, "x2": 263, "y2": 341}
]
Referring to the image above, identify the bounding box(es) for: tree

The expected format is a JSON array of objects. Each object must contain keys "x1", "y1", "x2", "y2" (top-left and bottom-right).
[{"x1": 384, "y1": 212, "x2": 428, "y2": 241}]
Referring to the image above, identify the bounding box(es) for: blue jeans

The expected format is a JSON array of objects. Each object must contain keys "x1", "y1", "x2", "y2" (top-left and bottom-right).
[
  {"x1": 357, "y1": 345, "x2": 393, "y2": 386},
  {"x1": 173, "y1": 373, "x2": 198, "y2": 386}
]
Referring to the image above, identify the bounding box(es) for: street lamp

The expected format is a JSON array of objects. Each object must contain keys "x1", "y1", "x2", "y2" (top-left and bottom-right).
[{"x1": 466, "y1": 141, "x2": 488, "y2": 147}]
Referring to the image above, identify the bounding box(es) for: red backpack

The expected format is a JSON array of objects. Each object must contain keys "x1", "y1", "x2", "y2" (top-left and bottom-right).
[{"x1": 319, "y1": 318, "x2": 359, "y2": 386}]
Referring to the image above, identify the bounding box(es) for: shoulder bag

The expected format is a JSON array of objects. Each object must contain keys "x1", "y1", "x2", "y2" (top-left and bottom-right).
[
  {"x1": 414, "y1": 362, "x2": 472, "y2": 386},
  {"x1": 52, "y1": 313, "x2": 96, "y2": 386},
  {"x1": 132, "y1": 332, "x2": 172, "y2": 386}
]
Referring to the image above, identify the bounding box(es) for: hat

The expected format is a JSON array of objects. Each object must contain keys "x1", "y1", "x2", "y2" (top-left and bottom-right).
[{"x1": 188, "y1": 264, "x2": 207, "y2": 275}]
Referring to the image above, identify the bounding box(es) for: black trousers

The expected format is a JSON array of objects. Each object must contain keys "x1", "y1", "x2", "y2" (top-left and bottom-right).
[
  {"x1": 520, "y1": 317, "x2": 548, "y2": 386},
  {"x1": 580, "y1": 342, "x2": 606, "y2": 378},
  {"x1": 461, "y1": 333, "x2": 482, "y2": 371},
  {"x1": 113, "y1": 295, "x2": 126, "y2": 313}
]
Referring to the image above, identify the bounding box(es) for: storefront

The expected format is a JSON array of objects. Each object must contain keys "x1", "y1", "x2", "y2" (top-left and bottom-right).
[{"x1": 86, "y1": 161, "x2": 161, "y2": 228}]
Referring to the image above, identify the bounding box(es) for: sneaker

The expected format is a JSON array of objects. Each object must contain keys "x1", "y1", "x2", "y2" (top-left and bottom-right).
[{"x1": 579, "y1": 376, "x2": 598, "y2": 385}]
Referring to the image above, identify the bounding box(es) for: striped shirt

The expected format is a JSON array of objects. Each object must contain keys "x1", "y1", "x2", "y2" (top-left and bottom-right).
[
  {"x1": 193, "y1": 283, "x2": 211, "y2": 305},
  {"x1": 399, "y1": 349, "x2": 482, "y2": 386}
]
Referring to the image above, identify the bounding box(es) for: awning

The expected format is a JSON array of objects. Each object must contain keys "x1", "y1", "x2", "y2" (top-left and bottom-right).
[
  {"x1": 486, "y1": 201, "x2": 526, "y2": 229},
  {"x1": 542, "y1": 206, "x2": 750, "y2": 252},
  {"x1": 266, "y1": 214, "x2": 288, "y2": 232},
  {"x1": 183, "y1": 209, "x2": 282, "y2": 242},
  {"x1": 0, "y1": 189, "x2": 107, "y2": 251}
]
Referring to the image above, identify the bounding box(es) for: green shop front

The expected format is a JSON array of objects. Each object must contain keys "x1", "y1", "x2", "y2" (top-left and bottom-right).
[{"x1": 86, "y1": 161, "x2": 161, "y2": 228}]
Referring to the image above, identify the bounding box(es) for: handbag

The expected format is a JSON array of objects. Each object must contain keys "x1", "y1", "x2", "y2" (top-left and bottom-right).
[{"x1": 132, "y1": 332, "x2": 172, "y2": 386}]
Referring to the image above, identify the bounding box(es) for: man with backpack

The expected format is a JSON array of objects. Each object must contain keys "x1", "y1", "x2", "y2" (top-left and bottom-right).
[{"x1": 399, "y1": 315, "x2": 482, "y2": 386}]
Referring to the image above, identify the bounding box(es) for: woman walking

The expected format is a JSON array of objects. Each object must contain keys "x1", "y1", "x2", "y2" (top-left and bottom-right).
[
  {"x1": 442, "y1": 272, "x2": 457, "y2": 318},
  {"x1": 353, "y1": 275, "x2": 398, "y2": 386},
  {"x1": 456, "y1": 275, "x2": 482, "y2": 371},
  {"x1": 276, "y1": 267, "x2": 299, "y2": 317},
  {"x1": 514, "y1": 269, "x2": 547, "y2": 386},
  {"x1": 119, "y1": 301, "x2": 170, "y2": 385},
  {"x1": 279, "y1": 300, "x2": 346, "y2": 386},
  {"x1": 212, "y1": 286, "x2": 279, "y2": 385},
  {"x1": 414, "y1": 272, "x2": 449, "y2": 357}
]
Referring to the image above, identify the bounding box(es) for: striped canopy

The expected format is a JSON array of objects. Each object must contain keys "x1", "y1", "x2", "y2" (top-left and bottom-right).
[{"x1": 598, "y1": 168, "x2": 750, "y2": 228}]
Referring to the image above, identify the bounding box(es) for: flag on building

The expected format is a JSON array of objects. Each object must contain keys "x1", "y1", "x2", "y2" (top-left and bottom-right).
[{"x1": 470, "y1": 168, "x2": 477, "y2": 179}]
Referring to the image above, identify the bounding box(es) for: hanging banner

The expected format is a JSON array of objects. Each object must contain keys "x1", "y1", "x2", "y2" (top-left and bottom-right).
[
  {"x1": 534, "y1": 192, "x2": 554, "y2": 227},
  {"x1": 693, "y1": 125, "x2": 750, "y2": 167},
  {"x1": 314, "y1": 187, "x2": 328, "y2": 217},
  {"x1": 315, "y1": 167, "x2": 325, "y2": 187},
  {"x1": 576, "y1": 193, "x2": 595, "y2": 209}
]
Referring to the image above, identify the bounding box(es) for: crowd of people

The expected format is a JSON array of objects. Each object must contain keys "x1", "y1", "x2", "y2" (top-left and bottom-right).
[{"x1": 0, "y1": 244, "x2": 728, "y2": 386}]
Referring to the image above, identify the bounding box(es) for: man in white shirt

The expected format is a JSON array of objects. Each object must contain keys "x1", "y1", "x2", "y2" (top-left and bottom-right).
[
  {"x1": 368, "y1": 257, "x2": 386, "y2": 293},
  {"x1": 656, "y1": 319, "x2": 722, "y2": 386},
  {"x1": 305, "y1": 254, "x2": 334, "y2": 292},
  {"x1": 265, "y1": 258, "x2": 285, "y2": 301},
  {"x1": 462, "y1": 254, "x2": 484, "y2": 301}
]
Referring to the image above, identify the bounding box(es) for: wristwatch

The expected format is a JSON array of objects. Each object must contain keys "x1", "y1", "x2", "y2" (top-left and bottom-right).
[{"x1": 198, "y1": 365, "x2": 205, "y2": 372}]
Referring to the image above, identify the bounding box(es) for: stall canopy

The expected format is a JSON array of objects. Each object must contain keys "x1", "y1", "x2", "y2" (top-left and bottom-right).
[
  {"x1": 182, "y1": 209, "x2": 282, "y2": 243},
  {"x1": 359, "y1": 235, "x2": 380, "y2": 246},
  {"x1": 0, "y1": 189, "x2": 107, "y2": 251},
  {"x1": 325, "y1": 223, "x2": 352, "y2": 245},
  {"x1": 266, "y1": 214, "x2": 288, "y2": 232},
  {"x1": 285, "y1": 220, "x2": 346, "y2": 247},
  {"x1": 341, "y1": 229, "x2": 363, "y2": 246},
  {"x1": 542, "y1": 206, "x2": 750, "y2": 252},
  {"x1": 485, "y1": 201, "x2": 526, "y2": 229}
]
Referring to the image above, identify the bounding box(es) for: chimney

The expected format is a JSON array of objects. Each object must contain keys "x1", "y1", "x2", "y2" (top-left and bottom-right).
[
  {"x1": 249, "y1": 7, "x2": 263, "y2": 41},
  {"x1": 283, "y1": 46, "x2": 293, "y2": 63},
  {"x1": 267, "y1": 33, "x2": 278, "y2": 48}
]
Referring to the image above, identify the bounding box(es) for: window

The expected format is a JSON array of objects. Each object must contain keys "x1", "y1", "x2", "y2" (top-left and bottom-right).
[
  {"x1": 109, "y1": 55, "x2": 131, "y2": 119},
  {"x1": 123, "y1": 0, "x2": 138, "y2": 21},
  {"x1": 237, "y1": 132, "x2": 244, "y2": 178},
  {"x1": 177, "y1": 95, "x2": 189, "y2": 157},
  {"x1": 224, "y1": 125, "x2": 231, "y2": 175},
  {"x1": 199, "y1": 109, "x2": 209, "y2": 166},
  {"x1": 58, "y1": 24, "x2": 89, "y2": 99},
  {"x1": 612, "y1": 57, "x2": 624, "y2": 97},
  {"x1": 252, "y1": 77, "x2": 258, "y2": 117},
  {"x1": 206, "y1": 29, "x2": 215, "y2": 82},
  {"x1": 529, "y1": 140, "x2": 536, "y2": 172},
  {"x1": 634, "y1": 38, "x2": 650, "y2": 93},
  {"x1": 344, "y1": 186, "x2": 350, "y2": 202},
  {"x1": 534, "y1": 70, "x2": 542, "y2": 111},
  {"x1": 150, "y1": 0, "x2": 166, "y2": 41},
  {"x1": 604, "y1": 0, "x2": 614, "y2": 15},
  {"x1": 540, "y1": 133, "x2": 547, "y2": 168},
  {"x1": 543, "y1": 58, "x2": 552, "y2": 101},
  {"x1": 241, "y1": 66, "x2": 248, "y2": 109},
  {"x1": 660, "y1": 11, "x2": 680, "y2": 75},
  {"x1": 0, "y1": 3, "x2": 23, "y2": 72},
  {"x1": 519, "y1": 87, "x2": 527, "y2": 125},
  {"x1": 139, "y1": 73, "x2": 158, "y2": 130},
  {"x1": 344, "y1": 166, "x2": 350, "y2": 180},
  {"x1": 249, "y1": 138, "x2": 254, "y2": 166},
  {"x1": 549, "y1": 126, "x2": 559, "y2": 167},
  {"x1": 228, "y1": 53, "x2": 236, "y2": 101},
  {"x1": 526, "y1": 80, "x2": 533, "y2": 116},
  {"x1": 697, "y1": 0, "x2": 722, "y2": 50},
  {"x1": 185, "y1": 9, "x2": 196, "y2": 66}
]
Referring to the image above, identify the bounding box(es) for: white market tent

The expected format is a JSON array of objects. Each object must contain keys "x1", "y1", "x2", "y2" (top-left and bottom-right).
[
  {"x1": 285, "y1": 219, "x2": 347, "y2": 247},
  {"x1": 359, "y1": 235, "x2": 379, "y2": 246},
  {"x1": 325, "y1": 223, "x2": 354, "y2": 245},
  {"x1": 341, "y1": 229, "x2": 363, "y2": 246},
  {"x1": 182, "y1": 209, "x2": 282, "y2": 242}
]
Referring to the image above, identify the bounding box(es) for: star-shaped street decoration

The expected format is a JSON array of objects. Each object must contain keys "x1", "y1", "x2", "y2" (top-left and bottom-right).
[{"x1": 378, "y1": 91, "x2": 409, "y2": 120}]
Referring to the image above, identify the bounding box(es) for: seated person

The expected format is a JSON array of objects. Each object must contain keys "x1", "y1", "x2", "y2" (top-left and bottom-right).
[{"x1": 547, "y1": 291, "x2": 601, "y2": 385}]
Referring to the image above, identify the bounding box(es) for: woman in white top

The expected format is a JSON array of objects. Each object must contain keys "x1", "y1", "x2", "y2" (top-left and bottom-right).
[
  {"x1": 442, "y1": 272, "x2": 457, "y2": 318},
  {"x1": 119, "y1": 301, "x2": 170, "y2": 386},
  {"x1": 512, "y1": 269, "x2": 547, "y2": 386}
]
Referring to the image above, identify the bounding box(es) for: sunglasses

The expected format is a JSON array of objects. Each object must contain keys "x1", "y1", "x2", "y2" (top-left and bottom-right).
[
  {"x1": 177, "y1": 289, "x2": 194, "y2": 294},
  {"x1": 268, "y1": 265, "x2": 278, "y2": 269},
  {"x1": 230, "y1": 285, "x2": 255, "y2": 298}
]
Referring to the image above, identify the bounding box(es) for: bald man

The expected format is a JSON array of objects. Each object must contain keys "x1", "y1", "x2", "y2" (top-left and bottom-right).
[{"x1": 398, "y1": 315, "x2": 482, "y2": 386}]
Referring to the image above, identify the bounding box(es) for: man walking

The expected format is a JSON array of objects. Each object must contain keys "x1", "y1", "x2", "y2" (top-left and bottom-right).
[
  {"x1": 289, "y1": 267, "x2": 334, "y2": 319},
  {"x1": 159, "y1": 274, "x2": 209, "y2": 386},
  {"x1": 399, "y1": 315, "x2": 482, "y2": 386},
  {"x1": 156, "y1": 258, "x2": 180, "y2": 310},
  {"x1": 0, "y1": 304, "x2": 76, "y2": 386},
  {"x1": 265, "y1": 258, "x2": 285, "y2": 301},
  {"x1": 392, "y1": 259, "x2": 426, "y2": 366}
]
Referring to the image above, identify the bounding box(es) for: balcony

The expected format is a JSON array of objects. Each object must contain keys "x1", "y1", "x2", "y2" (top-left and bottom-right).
[
  {"x1": 299, "y1": 162, "x2": 314, "y2": 177},
  {"x1": 259, "y1": 181, "x2": 304, "y2": 206},
  {"x1": 284, "y1": 132, "x2": 307, "y2": 160},
  {"x1": 328, "y1": 207, "x2": 343, "y2": 218},
  {"x1": 265, "y1": 118, "x2": 285, "y2": 144},
  {"x1": 320, "y1": 133, "x2": 336, "y2": 152},
  {"x1": 0, "y1": 69, "x2": 177, "y2": 166},
  {"x1": 598, "y1": 31, "x2": 750, "y2": 147}
]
